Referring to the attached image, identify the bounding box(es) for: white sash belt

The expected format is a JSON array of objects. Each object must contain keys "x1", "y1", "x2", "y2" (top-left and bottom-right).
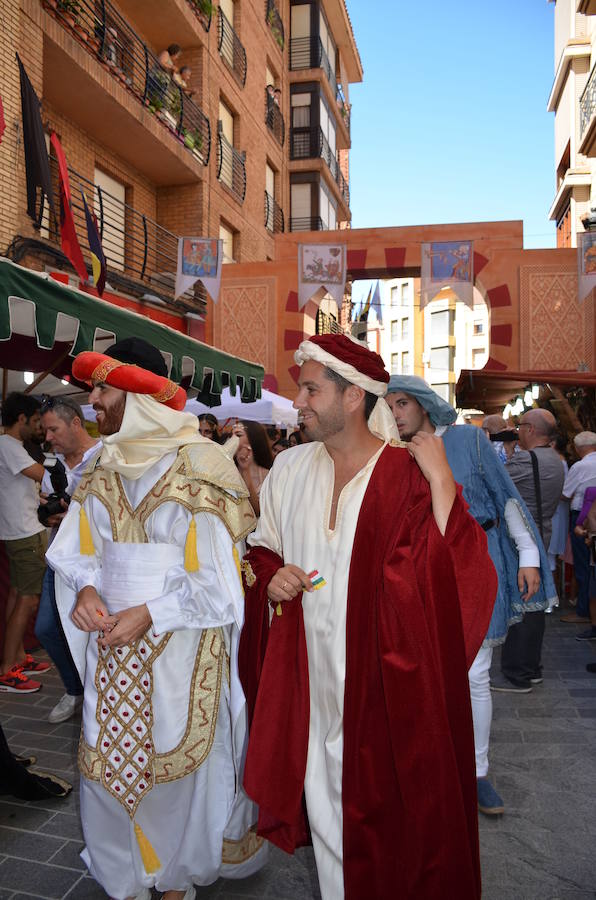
[{"x1": 100, "y1": 542, "x2": 183, "y2": 613}]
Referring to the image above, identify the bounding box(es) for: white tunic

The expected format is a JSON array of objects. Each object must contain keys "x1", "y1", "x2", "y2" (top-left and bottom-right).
[
  {"x1": 248, "y1": 440, "x2": 386, "y2": 900},
  {"x1": 47, "y1": 451, "x2": 266, "y2": 899}
]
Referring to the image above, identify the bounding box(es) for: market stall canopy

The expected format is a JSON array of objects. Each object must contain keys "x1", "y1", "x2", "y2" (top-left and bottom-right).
[
  {"x1": 0, "y1": 258, "x2": 263, "y2": 404},
  {"x1": 187, "y1": 388, "x2": 298, "y2": 428},
  {"x1": 456, "y1": 368, "x2": 596, "y2": 415}
]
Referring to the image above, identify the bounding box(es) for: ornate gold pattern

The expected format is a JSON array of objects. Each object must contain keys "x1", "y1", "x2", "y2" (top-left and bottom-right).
[
  {"x1": 240, "y1": 560, "x2": 256, "y2": 587},
  {"x1": 91, "y1": 358, "x2": 126, "y2": 384},
  {"x1": 222, "y1": 829, "x2": 265, "y2": 866},
  {"x1": 151, "y1": 380, "x2": 179, "y2": 404}
]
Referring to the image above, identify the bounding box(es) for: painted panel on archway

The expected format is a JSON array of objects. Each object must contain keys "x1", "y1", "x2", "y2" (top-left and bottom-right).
[
  {"x1": 215, "y1": 281, "x2": 276, "y2": 371},
  {"x1": 520, "y1": 266, "x2": 595, "y2": 371}
]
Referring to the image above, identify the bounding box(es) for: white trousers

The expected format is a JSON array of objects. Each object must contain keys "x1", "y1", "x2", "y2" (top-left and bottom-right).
[{"x1": 468, "y1": 646, "x2": 493, "y2": 778}]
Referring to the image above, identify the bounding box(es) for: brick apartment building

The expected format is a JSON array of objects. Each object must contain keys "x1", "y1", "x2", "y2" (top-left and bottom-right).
[{"x1": 0, "y1": 0, "x2": 361, "y2": 351}]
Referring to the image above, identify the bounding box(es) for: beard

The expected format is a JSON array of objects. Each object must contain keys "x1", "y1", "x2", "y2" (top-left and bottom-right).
[
  {"x1": 302, "y1": 405, "x2": 345, "y2": 442},
  {"x1": 95, "y1": 394, "x2": 126, "y2": 435}
]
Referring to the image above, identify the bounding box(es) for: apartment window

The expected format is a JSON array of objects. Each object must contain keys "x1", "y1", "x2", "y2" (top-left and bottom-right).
[
  {"x1": 430, "y1": 309, "x2": 454, "y2": 341},
  {"x1": 391, "y1": 352, "x2": 399, "y2": 374},
  {"x1": 94, "y1": 168, "x2": 126, "y2": 271},
  {"x1": 557, "y1": 203, "x2": 572, "y2": 249},
  {"x1": 218, "y1": 100, "x2": 235, "y2": 189},
  {"x1": 401, "y1": 318, "x2": 409, "y2": 341},
  {"x1": 472, "y1": 348, "x2": 487, "y2": 368},
  {"x1": 219, "y1": 222, "x2": 236, "y2": 263},
  {"x1": 219, "y1": 0, "x2": 235, "y2": 68},
  {"x1": 390, "y1": 320, "x2": 399, "y2": 342},
  {"x1": 390, "y1": 286, "x2": 399, "y2": 307},
  {"x1": 291, "y1": 181, "x2": 312, "y2": 230},
  {"x1": 319, "y1": 181, "x2": 337, "y2": 230},
  {"x1": 319, "y1": 96, "x2": 336, "y2": 156},
  {"x1": 401, "y1": 351, "x2": 411, "y2": 375},
  {"x1": 429, "y1": 346, "x2": 453, "y2": 370},
  {"x1": 401, "y1": 282, "x2": 409, "y2": 304},
  {"x1": 433, "y1": 383, "x2": 451, "y2": 403},
  {"x1": 473, "y1": 321, "x2": 484, "y2": 335},
  {"x1": 265, "y1": 162, "x2": 277, "y2": 231}
]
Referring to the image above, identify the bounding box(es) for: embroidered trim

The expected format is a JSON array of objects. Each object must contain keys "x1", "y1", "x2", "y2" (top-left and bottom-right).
[
  {"x1": 222, "y1": 829, "x2": 265, "y2": 865},
  {"x1": 91, "y1": 359, "x2": 126, "y2": 384},
  {"x1": 151, "y1": 381, "x2": 179, "y2": 404},
  {"x1": 240, "y1": 560, "x2": 256, "y2": 587}
]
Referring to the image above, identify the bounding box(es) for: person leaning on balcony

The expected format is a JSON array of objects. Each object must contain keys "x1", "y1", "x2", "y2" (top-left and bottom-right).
[
  {"x1": 173, "y1": 66, "x2": 195, "y2": 98},
  {"x1": 157, "y1": 43, "x2": 182, "y2": 75}
]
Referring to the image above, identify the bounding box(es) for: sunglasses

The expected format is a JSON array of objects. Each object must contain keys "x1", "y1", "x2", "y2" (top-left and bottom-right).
[{"x1": 40, "y1": 394, "x2": 82, "y2": 417}]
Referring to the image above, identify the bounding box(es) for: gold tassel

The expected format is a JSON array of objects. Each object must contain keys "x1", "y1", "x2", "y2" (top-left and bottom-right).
[
  {"x1": 232, "y1": 546, "x2": 244, "y2": 593},
  {"x1": 184, "y1": 516, "x2": 199, "y2": 572},
  {"x1": 134, "y1": 821, "x2": 161, "y2": 874},
  {"x1": 79, "y1": 507, "x2": 95, "y2": 555}
]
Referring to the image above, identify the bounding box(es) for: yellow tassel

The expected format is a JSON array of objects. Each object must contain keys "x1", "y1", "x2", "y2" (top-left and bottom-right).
[
  {"x1": 232, "y1": 546, "x2": 244, "y2": 593},
  {"x1": 79, "y1": 507, "x2": 95, "y2": 555},
  {"x1": 184, "y1": 516, "x2": 200, "y2": 572},
  {"x1": 134, "y1": 821, "x2": 161, "y2": 874}
]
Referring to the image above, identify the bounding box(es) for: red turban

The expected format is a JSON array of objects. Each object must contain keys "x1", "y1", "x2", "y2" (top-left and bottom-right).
[{"x1": 72, "y1": 351, "x2": 187, "y2": 411}]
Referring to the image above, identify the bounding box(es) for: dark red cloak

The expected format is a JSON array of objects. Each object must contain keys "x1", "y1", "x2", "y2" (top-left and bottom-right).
[{"x1": 238, "y1": 444, "x2": 497, "y2": 899}]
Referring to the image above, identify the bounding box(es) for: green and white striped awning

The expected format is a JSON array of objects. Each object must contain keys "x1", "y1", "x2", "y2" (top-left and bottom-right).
[{"x1": 0, "y1": 258, "x2": 263, "y2": 404}]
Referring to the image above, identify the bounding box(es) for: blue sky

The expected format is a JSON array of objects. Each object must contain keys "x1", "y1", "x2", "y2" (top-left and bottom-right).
[{"x1": 346, "y1": 0, "x2": 556, "y2": 250}]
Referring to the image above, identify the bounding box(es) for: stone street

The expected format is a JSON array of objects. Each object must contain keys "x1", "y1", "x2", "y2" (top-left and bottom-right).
[{"x1": 0, "y1": 613, "x2": 595, "y2": 899}]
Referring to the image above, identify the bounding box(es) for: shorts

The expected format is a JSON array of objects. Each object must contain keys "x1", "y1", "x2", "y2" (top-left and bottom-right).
[{"x1": 3, "y1": 531, "x2": 48, "y2": 595}]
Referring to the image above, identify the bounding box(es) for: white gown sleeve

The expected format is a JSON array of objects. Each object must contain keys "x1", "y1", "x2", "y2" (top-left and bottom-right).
[
  {"x1": 146, "y1": 510, "x2": 245, "y2": 634},
  {"x1": 45, "y1": 499, "x2": 102, "y2": 593},
  {"x1": 504, "y1": 498, "x2": 540, "y2": 568},
  {"x1": 246, "y1": 465, "x2": 283, "y2": 556}
]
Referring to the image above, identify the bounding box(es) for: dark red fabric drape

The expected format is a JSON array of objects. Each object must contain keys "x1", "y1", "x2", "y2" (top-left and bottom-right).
[{"x1": 239, "y1": 445, "x2": 497, "y2": 899}]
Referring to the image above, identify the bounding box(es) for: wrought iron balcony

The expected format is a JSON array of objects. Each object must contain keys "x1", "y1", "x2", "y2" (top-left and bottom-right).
[
  {"x1": 40, "y1": 155, "x2": 204, "y2": 311},
  {"x1": 290, "y1": 126, "x2": 350, "y2": 206},
  {"x1": 265, "y1": 0, "x2": 284, "y2": 50},
  {"x1": 40, "y1": 0, "x2": 211, "y2": 166},
  {"x1": 290, "y1": 36, "x2": 337, "y2": 95},
  {"x1": 186, "y1": 0, "x2": 213, "y2": 32},
  {"x1": 289, "y1": 216, "x2": 324, "y2": 232},
  {"x1": 218, "y1": 9, "x2": 247, "y2": 86},
  {"x1": 217, "y1": 132, "x2": 247, "y2": 204},
  {"x1": 264, "y1": 89, "x2": 285, "y2": 146},
  {"x1": 580, "y1": 63, "x2": 596, "y2": 141},
  {"x1": 264, "y1": 191, "x2": 284, "y2": 233},
  {"x1": 316, "y1": 310, "x2": 343, "y2": 335},
  {"x1": 336, "y1": 84, "x2": 351, "y2": 137}
]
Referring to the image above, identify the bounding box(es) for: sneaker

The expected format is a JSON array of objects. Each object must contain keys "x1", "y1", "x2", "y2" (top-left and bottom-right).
[
  {"x1": 490, "y1": 673, "x2": 532, "y2": 694},
  {"x1": 48, "y1": 693, "x2": 83, "y2": 724},
  {"x1": 529, "y1": 676, "x2": 544, "y2": 685},
  {"x1": 12, "y1": 770, "x2": 72, "y2": 801},
  {"x1": 13, "y1": 753, "x2": 37, "y2": 767},
  {"x1": 0, "y1": 666, "x2": 41, "y2": 693},
  {"x1": 20, "y1": 654, "x2": 52, "y2": 675},
  {"x1": 576, "y1": 626, "x2": 596, "y2": 642},
  {"x1": 477, "y1": 777, "x2": 505, "y2": 816}
]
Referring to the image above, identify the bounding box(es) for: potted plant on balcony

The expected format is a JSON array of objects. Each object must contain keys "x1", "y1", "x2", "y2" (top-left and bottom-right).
[
  {"x1": 57, "y1": 0, "x2": 80, "y2": 30},
  {"x1": 191, "y1": 130, "x2": 204, "y2": 162},
  {"x1": 267, "y1": 7, "x2": 284, "y2": 50}
]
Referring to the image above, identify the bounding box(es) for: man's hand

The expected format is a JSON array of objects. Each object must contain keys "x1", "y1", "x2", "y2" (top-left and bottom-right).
[
  {"x1": 39, "y1": 496, "x2": 69, "y2": 527},
  {"x1": 267, "y1": 564, "x2": 314, "y2": 605},
  {"x1": 407, "y1": 432, "x2": 454, "y2": 486},
  {"x1": 73, "y1": 586, "x2": 108, "y2": 632},
  {"x1": 99, "y1": 605, "x2": 153, "y2": 649},
  {"x1": 518, "y1": 567, "x2": 540, "y2": 602}
]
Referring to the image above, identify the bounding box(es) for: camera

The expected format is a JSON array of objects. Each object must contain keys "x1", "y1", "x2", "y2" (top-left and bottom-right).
[{"x1": 38, "y1": 457, "x2": 70, "y2": 526}]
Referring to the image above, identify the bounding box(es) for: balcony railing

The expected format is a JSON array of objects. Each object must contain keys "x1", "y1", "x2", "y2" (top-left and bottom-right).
[
  {"x1": 316, "y1": 310, "x2": 343, "y2": 335},
  {"x1": 580, "y1": 63, "x2": 596, "y2": 139},
  {"x1": 41, "y1": 0, "x2": 211, "y2": 165},
  {"x1": 186, "y1": 0, "x2": 213, "y2": 32},
  {"x1": 336, "y1": 84, "x2": 351, "y2": 137},
  {"x1": 290, "y1": 36, "x2": 337, "y2": 95},
  {"x1": 264, "y1": 191, "x2": 284, "y2": 233},
  {"x1": 217, "y1": 132, "x2": 247, "y2": 204},
  {"x1": 265, "y1": 89, "x2": 285, "y2": 145},
  {"x1": 290, "y1": 126, "x2": 350, "y2": 206},
  {"x1": 290, "y1": 216, "x2": 324, "y2": 232},
  {"x1": 265, "y1": 0, "x2": 284, "y2": 50},
  {"x1": 41, "y1": 155, "x2": 201, "y2": 309},
  {"x1": 218, "y1": 9, "x2": 247, "y2": 86}
]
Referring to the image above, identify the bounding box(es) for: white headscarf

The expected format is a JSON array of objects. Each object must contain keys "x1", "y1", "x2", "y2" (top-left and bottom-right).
[
  {"x1": 99, "y1": 392, "x2": 210, "y2": 479},
  {"x1": 295, "y1": 339, "x2": 400, "y2": 442}
]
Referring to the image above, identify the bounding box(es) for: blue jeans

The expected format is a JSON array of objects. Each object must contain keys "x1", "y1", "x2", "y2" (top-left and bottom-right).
[
  {"x1": 570, "y1": 509, "x2": 591, "y2": 618},
  {"x1": 35, "y1": 568, "x2": 83, "y2": 696}
]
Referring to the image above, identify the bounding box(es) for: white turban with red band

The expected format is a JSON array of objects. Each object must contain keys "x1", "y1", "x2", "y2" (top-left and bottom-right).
[{"x1": 295, "y1": 334, "x2": 400, "y2": 442}]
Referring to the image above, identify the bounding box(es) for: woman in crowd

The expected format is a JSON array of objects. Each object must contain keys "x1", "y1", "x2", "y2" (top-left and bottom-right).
[
  {"x1": 271, "y1": 437, "x2": 289, "y2": 456},
  {"x1": 288, "y1": 430, "x2": 303, "y2": 448},
  {"x1": 235, "y1": 421, "x2": 273, "y2": 516},
  {"x1": 198, "y1": 413, "x2": 221, "y2": 442}
]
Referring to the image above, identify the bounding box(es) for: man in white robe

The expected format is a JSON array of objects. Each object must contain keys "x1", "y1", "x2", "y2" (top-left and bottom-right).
[{"x1": 47, "y1": 338, "x2": 265, "y2": 900}]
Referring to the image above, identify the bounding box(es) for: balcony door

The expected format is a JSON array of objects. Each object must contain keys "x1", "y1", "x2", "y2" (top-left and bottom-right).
[
  {"x1": 220, "y1": 0, "x2": 235, "y2": 68},
  {"x1": 291, "y1": 182, "x2": 311, "y2": 231},
  {"x1": 94, "y1": 168, "x2": 126, "y2": 272},
  {"x1": 219, "y1": 101, "x2": 234, "y2": 189},
  {"x1": 290, "y1": 4, "x2": 310, "y2": 69},
  {"x1": 265, "y1": 163, "x2": 275, "y2": 231},
  {"x1": 291, "y1": 92, "x2": 311, "y2": 159}
]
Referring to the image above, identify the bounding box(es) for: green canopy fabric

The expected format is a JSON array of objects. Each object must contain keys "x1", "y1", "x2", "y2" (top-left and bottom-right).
[{"x1": 0, "y1": 258, "x2": 263, "y2": 403}]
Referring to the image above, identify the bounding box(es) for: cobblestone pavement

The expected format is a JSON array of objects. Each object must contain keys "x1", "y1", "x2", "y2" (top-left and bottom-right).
[{"x1": 0, "y1": 613, "x2": 595, "y2": 899}]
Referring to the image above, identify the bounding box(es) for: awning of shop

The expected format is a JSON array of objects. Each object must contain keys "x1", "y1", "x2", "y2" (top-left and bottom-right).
[
  {"x1": 456, "y1": 367, "x2": 596, "y2": 414},
  {"x1": 0, "y1": 258, "x2": 263, "y2": 404}
]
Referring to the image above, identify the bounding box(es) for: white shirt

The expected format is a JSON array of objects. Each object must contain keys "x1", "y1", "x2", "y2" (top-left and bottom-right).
[
  {"x1": 563, "y1": 451, "x2": 596, "y2": 511},
  {"x1": 0, "y1": 434, "x2": 45, "y2": 541},
  {"x1": 42, "y1": 441, "x2": 102, "y2": 547}
]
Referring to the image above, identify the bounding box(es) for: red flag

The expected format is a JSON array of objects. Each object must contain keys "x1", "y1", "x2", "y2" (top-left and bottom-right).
[
  {"x1": 0, "y1": 94, "x2": 5, "y2": 144},
  {"x1": 50, "y1": 132, "x2": 87, "y2": 283}
]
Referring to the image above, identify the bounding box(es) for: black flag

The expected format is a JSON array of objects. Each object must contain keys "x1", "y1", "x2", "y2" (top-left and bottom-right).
[{"x1": 16, "y1": 53, "x2": 55, "y2": 221}]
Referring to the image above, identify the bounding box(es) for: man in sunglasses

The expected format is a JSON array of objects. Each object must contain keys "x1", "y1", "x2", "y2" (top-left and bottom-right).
[{"x1": 37, "y1": 396, "x2": 101, "y2": 723}]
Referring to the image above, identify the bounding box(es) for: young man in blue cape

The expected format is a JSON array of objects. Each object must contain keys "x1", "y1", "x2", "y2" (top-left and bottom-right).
[{"x1": 385, "y1": 376, "x2": 557, "y2": 817}]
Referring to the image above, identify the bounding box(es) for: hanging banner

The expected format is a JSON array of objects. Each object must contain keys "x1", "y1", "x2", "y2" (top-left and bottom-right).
[
  {"x1": 298, "y1": 243, "x2": 347, "y2": 310},
  {"x1": 420, "y1": 241, "x2": 474, "y2": 310},
  {"x1": 175, "y1": 237, "x2": 222, "y2": 303},
  {"x1": 577, "y1": 232, "x2": 596, "y2": 302}
]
